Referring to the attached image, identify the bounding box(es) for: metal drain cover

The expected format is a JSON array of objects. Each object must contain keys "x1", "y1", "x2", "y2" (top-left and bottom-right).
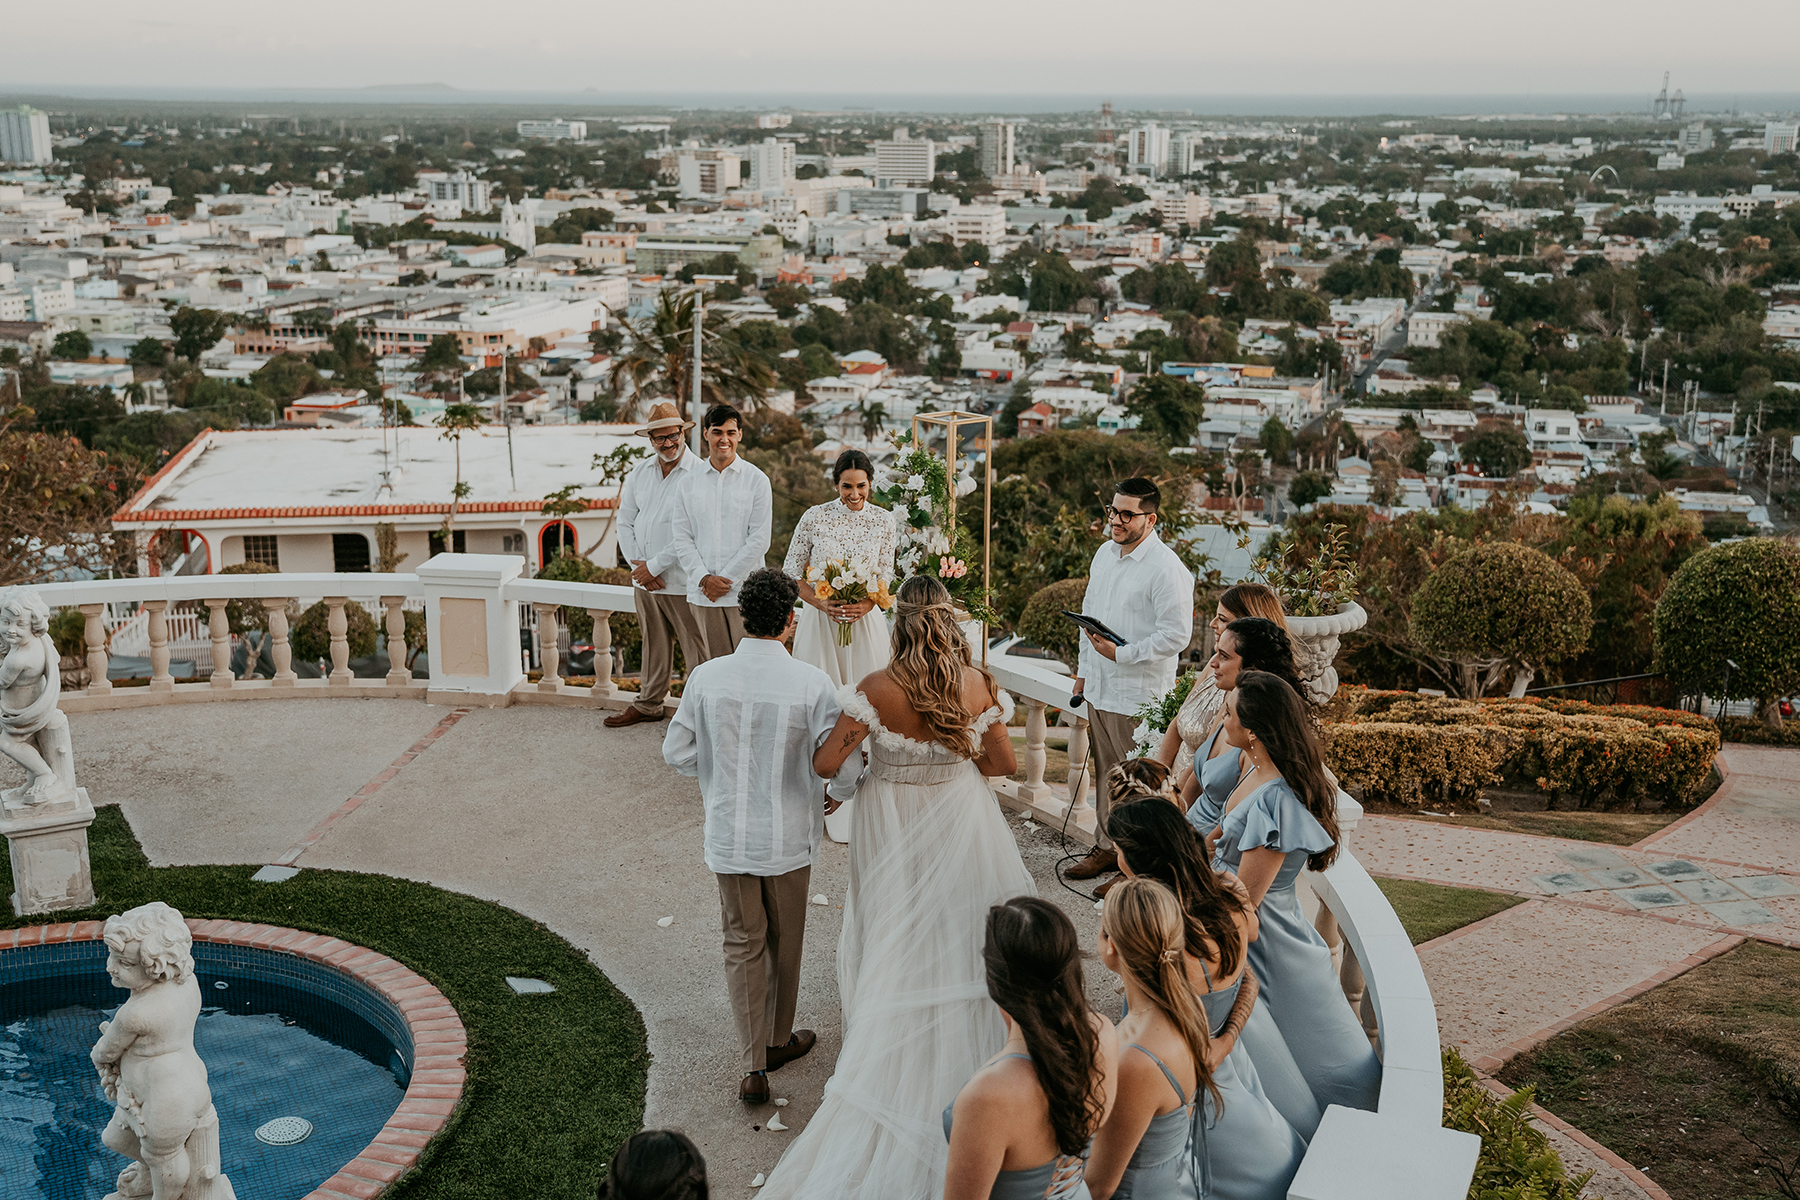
[{"x1": 255, "y1": 1116, "x2": 314, "y2": 1146}]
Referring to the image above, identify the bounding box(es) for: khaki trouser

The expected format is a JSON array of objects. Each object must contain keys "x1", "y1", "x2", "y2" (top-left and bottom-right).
[
  {"x1": 1087, "y1": 706, "x2": 1139, "y2": 850},
  {"x1": 716, "y1": 866, "x2": 811, "y2": 1072},
  {"x1": 632, "y1": 588, "x2": 709, "y2": 715},
  {"x1": 692, "y1": 604, "x2": 746, "y2": 661}
]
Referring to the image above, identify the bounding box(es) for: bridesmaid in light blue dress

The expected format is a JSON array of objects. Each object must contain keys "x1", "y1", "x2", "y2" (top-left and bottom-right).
[
  {"x1": 1086, "y1": 874, "x2": 1305, "y2": 1200},
  {"x1": 943, "y1": 896, "x2": 1119, "y2": 1200},
  {"x1": 1214, "y1": 672, "x2": 1381, "y2": 1116}
]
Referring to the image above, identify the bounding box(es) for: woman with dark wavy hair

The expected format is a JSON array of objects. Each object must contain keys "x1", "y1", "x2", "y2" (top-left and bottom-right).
[
  {"x1": 1150, "y1": 583, "x2": 1287, "y2": 780},
  {"x1": 760, "y1": 575, "x2": 1036, "y2": 1200},
  {"x1": 1176, "y1": 616, "x2": 1307, "y2": 837},
  {"x1": 1215, "y1": 672, "x2": 1380, "y2": 1115},
  {"x1": 943, "y1": 897, "x2": 1117, "y2": 1200},
  {"x1": 596, "y1": 1129, "x2": 707, "y2": 1200}
]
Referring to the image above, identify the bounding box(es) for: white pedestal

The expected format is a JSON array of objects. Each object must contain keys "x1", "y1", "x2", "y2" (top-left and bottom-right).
[
  {"x1": 1287, "y1": 1105, "x2": 1479, "y2": 1200},
  {"x1": 0, "y1": 787, "x2": 97, "y2": 915}
]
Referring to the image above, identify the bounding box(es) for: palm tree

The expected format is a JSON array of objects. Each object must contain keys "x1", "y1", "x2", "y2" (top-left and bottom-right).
[
  {"x1": 606, "y1": 290, "x2": 775, "y2": 423},
  {"x1": 435, "y1": 403, "x2": 484, "y2": 538}
]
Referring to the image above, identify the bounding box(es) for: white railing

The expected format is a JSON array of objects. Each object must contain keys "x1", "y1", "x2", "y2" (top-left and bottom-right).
[{"x1": 29, "y1": 555, "x2": 1476, "y2": 1196}]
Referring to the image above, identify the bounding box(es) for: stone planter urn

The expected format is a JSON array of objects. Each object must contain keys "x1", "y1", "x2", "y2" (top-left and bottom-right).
[{"x1": 1286, "y1": 601, "x2": 1367, "y2": 705}]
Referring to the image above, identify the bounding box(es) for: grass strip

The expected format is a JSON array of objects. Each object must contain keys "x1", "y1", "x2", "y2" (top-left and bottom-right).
[
  {"x1": 0, "y1": 805, "x2": 648, "y2": 1200},
  {"x1": 1374, "y1": 877, "x2": 1525, "y2": 944}
]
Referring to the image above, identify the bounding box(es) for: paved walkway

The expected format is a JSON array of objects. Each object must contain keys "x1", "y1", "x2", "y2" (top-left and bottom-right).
[{"x1": 62, "y1": 701, "x2": 1800, "y2": 1198}]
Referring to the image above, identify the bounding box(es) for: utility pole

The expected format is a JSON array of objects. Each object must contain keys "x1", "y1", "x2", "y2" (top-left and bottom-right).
[
  {"x1": 1660, "y1": 361, "x2": 1668, "y2": 414},
  {"x1": 503, "y1": 350, "x2": 516, "y2": 492},
  {"x1": 691, "y1": 288, "x2": 705, "y2": 456}
]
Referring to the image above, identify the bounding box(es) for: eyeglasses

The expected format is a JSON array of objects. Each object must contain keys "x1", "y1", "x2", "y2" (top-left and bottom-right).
[
  {"x1": 1103, "y1": 506, "x2": 1150, "y2": 523},
  {"x1": 649, "y1": 432, "x2": 684, "y2": 447}
]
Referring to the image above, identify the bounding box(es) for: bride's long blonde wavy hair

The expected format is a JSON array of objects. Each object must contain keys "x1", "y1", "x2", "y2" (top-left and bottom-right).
[{"x1": 888, "y1": 575, "x2": 994, "y2": 759}]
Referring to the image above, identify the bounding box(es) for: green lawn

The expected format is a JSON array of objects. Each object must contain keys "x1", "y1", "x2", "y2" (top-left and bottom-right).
[
  {"x1": 0, "y1": 805, "x2": 647, "y2": 1199},
  {"x1": 1374, "y1": 877, "x2": 1526, "y2": 944}
]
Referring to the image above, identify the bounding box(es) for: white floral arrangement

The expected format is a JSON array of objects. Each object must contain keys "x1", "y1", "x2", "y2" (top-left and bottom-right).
[{"x1": 872, "y1": 434, "x2": 996, "y2": 624}]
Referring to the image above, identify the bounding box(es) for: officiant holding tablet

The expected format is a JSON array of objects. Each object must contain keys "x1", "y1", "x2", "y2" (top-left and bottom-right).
[{"x1": 1064, "y1": 477, "x2": 1197, "y2": 895}]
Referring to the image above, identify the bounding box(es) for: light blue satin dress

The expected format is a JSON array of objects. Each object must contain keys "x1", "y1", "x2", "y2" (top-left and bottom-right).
[
  {"x1": 1185, "y1": 732, "x2": 1323, "y2": 1140},
  {"x1": 1215, "y1": 780, "x2": 1382, "y2": 1116},
  {"x1": 944, "y1": 1054, "x2": 1092, "y2": 1199},
  {"x1": 1116, "y1": 969, "x2": 1309, "y2": 1199}
]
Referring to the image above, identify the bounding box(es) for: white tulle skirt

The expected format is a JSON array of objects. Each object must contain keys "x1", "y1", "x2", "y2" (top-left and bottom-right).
[
  {"x1": 758, "y1": 751, "x2": 1037, "y2": 1199},
  {"x1": 793, "y1": 605, "x2": 891, "y2": 843}
]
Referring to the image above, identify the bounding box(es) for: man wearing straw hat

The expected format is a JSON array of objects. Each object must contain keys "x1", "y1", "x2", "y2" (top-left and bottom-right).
[{"x1": 605, "y1": 401, "x2": 710, "y2": 729}]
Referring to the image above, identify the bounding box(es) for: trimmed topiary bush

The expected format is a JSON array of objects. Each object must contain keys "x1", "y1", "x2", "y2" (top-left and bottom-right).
[
  {"x1": 219, "y1": 561, "x2": 283, "y2": 634},
  {"x1": 1017, "y1": 577, "x2": 1088, "y2": 668},
  {"x1": 1411, "y1": 541, "x2": 1593, "y2": 698},
  {"x1": 1326, "y1": 720, "x2": 1513, "y2": 809},
  {"x1": 1654, "y1": 537, "x2": 1800, "y2": 729}
]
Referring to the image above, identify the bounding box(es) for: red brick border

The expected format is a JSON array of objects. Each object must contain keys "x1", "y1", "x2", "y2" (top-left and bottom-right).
[
  {"x1": 1467, "y1": 934, "x2": 1743, "y2": 1073},
  {"x1": 1630, "y1": 751, "x2": 1734, "y2": 851},
  {"x1": 0, "y1": 919, "x2": 466, "y2": 1200}
]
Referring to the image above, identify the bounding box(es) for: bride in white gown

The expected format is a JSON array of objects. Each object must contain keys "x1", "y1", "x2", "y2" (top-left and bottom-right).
[{"x1": 759, "y1": 575, "x2": 1037, "y2": 1200}]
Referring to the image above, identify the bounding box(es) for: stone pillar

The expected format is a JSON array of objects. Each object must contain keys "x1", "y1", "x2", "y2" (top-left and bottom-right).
[
  {"x1": 416, "y1": 553, "x2": 526, "y2": 706},
  {"x1": 263, "y1": 598, "x2": 297, "y2": 686},
  {"x1": 144, "y1": 600, "x2": 173, "y2": 692},
  {"x1": 204, "y1": 599, "x2": 232, "y2": 689},
  {"x1": 78, "y1": 604, "x2": 112, "y2": 695},
  {"x1": 381, "y1": 596, "x2": 411, "y2": 686},
  {"x1": 0, "y1": 789, "x2": 96, "y2": 915},
  {"x1": 1066, "y1": 717, "x2": 1094, "y2": 823},
  {"x1": 585, "y1": 609, "x2": 616, "y2": 701},
  {"x1": 1017, "y1": 700, "x2": 1052, "y2": 804},
  {"x1": 534, "y1": 604, "x2": 562, "y2": 692},
  {"x1": 324, "y1": 597, "x2": 353, "y2": 686}
]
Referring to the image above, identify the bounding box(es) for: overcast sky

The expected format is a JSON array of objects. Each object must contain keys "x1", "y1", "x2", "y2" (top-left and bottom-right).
[{"x1": 11, "y1": 0, "x2": 1797, "y2": 97}]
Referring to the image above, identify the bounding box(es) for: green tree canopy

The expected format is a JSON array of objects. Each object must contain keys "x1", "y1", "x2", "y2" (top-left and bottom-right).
[
  {"x1": 1654, "y1": 538, "x2": 1800, "y2": 726},
  {"x1": 1460, "y1": 421, "x2": 1532, "y2": 478},
  {"x1": 169, "y1": 307, "x2": 234, "y2": 361},
  {"x1": 1123, "y1": 374, "x2": 1206, "y2": 445},
  {"x1": 51, "y1": 330, "x2": 93, "y2": 360},
  {"x1": 1287, "y1": 470, "x2": 1332, "y2": 508},
  {"x1": 1204, "y1": 240, "x2": 1263, "y2": 289},
  {"x1": 1411, "y1": 541, "x2": 1593, "y2": 697}
]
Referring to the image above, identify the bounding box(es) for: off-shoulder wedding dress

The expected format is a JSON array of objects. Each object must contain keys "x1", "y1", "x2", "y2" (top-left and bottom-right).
[{"x1": 758, "y1": 684, "x2": 1037, "y2": 1200}]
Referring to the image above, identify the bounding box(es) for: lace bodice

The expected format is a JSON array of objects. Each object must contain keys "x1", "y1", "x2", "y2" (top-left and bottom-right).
[
  {"x1": 784, "y1": 499, "x2": 898, "y2": 583},
  {"x1": 836, "y1": 683, "x2": 1011, "y2": 771},
  {"x1": 1171, "y1": 670, "x2": 1226, "y2": 780}
]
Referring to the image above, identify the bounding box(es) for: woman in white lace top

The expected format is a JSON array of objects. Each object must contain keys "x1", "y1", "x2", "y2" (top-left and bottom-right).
[{"x1": 784, "y1": 449, "x2": 898, "y2": 689}]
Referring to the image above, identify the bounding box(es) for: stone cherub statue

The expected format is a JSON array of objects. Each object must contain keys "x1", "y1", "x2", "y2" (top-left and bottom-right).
[
  {"x1": 0, "y1": 586, "x2": 78, "y2": 810},
  {"x1": 91, "y1": 901, "x2": 236, "y2": 1200}
]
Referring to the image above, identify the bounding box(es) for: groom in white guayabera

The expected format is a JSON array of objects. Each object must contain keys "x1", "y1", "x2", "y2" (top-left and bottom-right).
[{"x1": 662, "y1": 568, "x2": 857, "y2": 1105}]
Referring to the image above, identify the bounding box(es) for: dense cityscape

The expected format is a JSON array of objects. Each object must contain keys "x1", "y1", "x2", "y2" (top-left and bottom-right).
[{"x1": 2, "y1": 77, "x2": 1800, "y2": 1200}]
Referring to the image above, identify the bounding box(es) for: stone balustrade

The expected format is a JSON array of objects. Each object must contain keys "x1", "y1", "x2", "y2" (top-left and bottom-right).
[{"x1": 28, "y1": 554, "x2": 1476, "y2": 1196}]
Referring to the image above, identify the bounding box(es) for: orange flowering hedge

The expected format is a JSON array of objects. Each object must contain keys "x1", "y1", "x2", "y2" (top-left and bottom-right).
[{"x1": 1324, "y1": 687, "x2": 1719, "y2": 812}]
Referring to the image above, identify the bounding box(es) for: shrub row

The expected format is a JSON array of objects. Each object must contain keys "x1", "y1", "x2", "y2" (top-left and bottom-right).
[
  {"x1": 1442, "y1": 1047, "x2": 1594, "y2": 1200},
  {"x1": 1714, "y1": 715, "x2": 1800, "y2": 746},
  {"x1": 1324, "y1": 687, "x2": 1719, "y2": 812}
]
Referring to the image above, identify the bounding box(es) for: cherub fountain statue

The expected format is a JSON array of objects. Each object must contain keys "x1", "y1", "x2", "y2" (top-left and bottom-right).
[
  {"x1": 0, "y1": 586, "x2": 96, "y2": 914},
  {"x1": 91, "y1": 901, "x2": 236, "y2": 1200},
  {"x1": 0, "y1": 585, "x2": 77, "y2": 810}
]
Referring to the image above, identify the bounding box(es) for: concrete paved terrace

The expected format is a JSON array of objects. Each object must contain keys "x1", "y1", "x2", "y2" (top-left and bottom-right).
[{"x1": 58, "y1": 694, "x2": 1800, "y2": 1199}]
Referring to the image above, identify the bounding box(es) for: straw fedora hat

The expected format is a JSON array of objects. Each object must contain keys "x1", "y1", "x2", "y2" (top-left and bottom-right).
[{"x1": 634, "y1": 400, "x2": 696, "y2": 437}]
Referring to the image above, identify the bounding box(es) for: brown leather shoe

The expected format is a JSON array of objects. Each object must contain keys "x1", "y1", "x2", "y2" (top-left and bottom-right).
[
  {"x1": 1064, "y1": 846, "x2": 1118, "y2": 880},
  {"x1": 740, "y1": 1071, "x2": 770, "y2": 1104},
  {"x1": 603, "y1": 706, "x2": 667, "y2": 728},
  {"x1": 1092, "y1": 875, "x2": 1122, "y2": 901},
  {"x1": 766, "y1": 1029, "x2": 816, "y2": 1071}
]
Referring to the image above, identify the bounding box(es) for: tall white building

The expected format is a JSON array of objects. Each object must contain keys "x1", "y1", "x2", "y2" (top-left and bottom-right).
[
  {"x1": 678, "y1": 153, "x2": 741, "y2": 199},
  {"x1": 1171, "y1": 134, "x2": 1205, "y2": 177},
  {"x1": 501, "y1": 198, "x2": 536, "y2": 254},
  {"x1": 1765, "y1": 122, "x2": 1800, "y2": 155},
  {"x1": 756, "y1": 114, "x2": 792, "y2": 129},
  {"x1": 1127, "y1": 123, "x2": 1171, "y2": 178},
  {"x1": 948, "y1": 205, "x2": 1007, "y2": 248},
  {"x1": 1678, "y1": 122, "x2": 1715, "y2": 154},
  {"x1": 747, "y1": 137, "x2": 795, "y2": 193},
  {"x1": 517, "y1": 119, "x2": 588, "y2": 141},
  {"x1": 427, "y1": 171, "x2": 493, "y2": 216},
  {"x1": 978, "y1": 120, "x2": 1015, "y2": 178},
  {"x1": 0, "y1": 106, "x2": 52, "y2": 166},
  {"x1": 875, "y1": 128, "x2": 936, "y2": 187}
]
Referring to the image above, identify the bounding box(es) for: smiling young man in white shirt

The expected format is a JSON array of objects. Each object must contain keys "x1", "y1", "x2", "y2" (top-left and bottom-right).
[
  {"x1": 669, "y1": 403, "x2": 774, "y2": 660},
  {"x1": 662, "y1": 567, "x2": 856, "y2": 1105},
  {"x1": 605, "y1": 400, "x2": 709, "y2": 729},
  {"x1": 1065, "y1": 476, "x2": 1196, "y2": 891}
]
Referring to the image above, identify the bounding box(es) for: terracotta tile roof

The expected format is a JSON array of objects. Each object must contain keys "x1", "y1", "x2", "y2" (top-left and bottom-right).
[{"x1": 115, "y1": 499, "x2": 617, "y2": 523}]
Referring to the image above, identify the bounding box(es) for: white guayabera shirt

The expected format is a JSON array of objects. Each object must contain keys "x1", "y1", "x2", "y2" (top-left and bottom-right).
[
  {"x1": 669, "y1": 455, "x2": 774, "y2": 607},
  {"x1": 615, "y1": 448, "x2": 704, "y2": 593},
  {"x1": 1077, "y1": 529, "x2": 1196, "y2": 716},
  {"x1": 662, "y1": 639, "x2": 859, "y2": 876}
]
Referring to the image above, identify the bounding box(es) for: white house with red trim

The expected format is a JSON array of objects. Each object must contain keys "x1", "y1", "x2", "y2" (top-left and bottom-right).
[{"x1": 111, "y1": 425, "x2": 640, "y2": 578}]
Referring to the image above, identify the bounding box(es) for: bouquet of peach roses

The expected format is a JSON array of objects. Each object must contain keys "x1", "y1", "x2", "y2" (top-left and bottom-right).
[{"x1": 808, "y1": 556, "x2": 894, "y2": 647}]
